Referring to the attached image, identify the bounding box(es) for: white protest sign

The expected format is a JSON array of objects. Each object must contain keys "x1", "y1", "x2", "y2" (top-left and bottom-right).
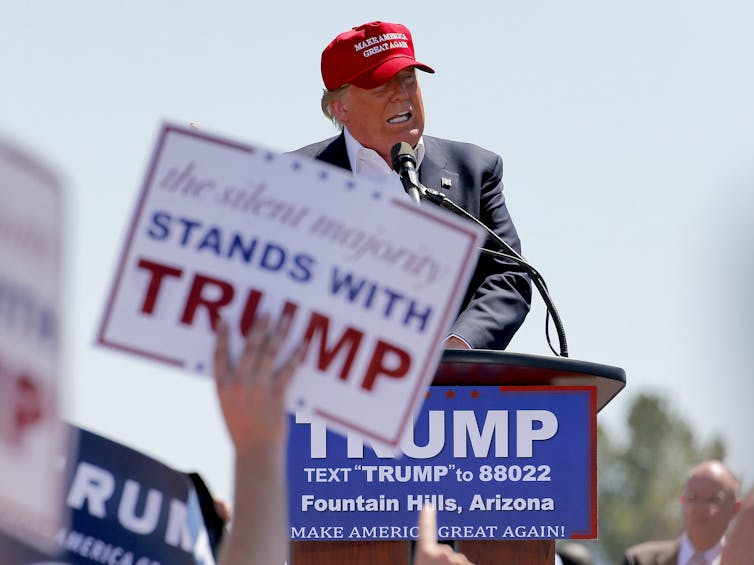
[
  {"x1": 97, "y1": 124, "x2": 484, "y2": 447},
  {"x1": 0, "y1": 138, "x2": 68, "y2": 550}
]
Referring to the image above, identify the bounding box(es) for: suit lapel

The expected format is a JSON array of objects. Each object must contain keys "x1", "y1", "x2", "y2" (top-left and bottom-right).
[
  {"x1": 419, "y1": 137, "x2": 459, "y2": 196},
  {"x1": 316, "y1": 133, "x2": 352, "y2": 172}
]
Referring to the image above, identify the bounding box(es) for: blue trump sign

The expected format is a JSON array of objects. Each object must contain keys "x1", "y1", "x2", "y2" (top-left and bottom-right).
[
  {"x1": 287, "y1": 386, "x2": 596, "y2": 540},
  {"x1": 0, "y1": 426, "x2": 219, "y2": 564}
]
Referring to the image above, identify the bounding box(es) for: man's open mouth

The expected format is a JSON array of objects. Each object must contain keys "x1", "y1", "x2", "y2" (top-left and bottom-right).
[{"x1": 387, "y1": 111, "x2": 412, "y2": 124}]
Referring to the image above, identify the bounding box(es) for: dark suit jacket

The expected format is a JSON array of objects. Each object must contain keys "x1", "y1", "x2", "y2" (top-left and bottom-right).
[
  {"x1": 293, "y1": 133, "x2": 532, "y2": 350},
  {"x1": 623, "y1": 538, "x2": 681, "y2": 565}
]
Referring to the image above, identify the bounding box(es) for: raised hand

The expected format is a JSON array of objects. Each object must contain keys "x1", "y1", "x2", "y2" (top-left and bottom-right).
[{"x1": 415, "y1": 505, "x2": 475, "y2": 565}]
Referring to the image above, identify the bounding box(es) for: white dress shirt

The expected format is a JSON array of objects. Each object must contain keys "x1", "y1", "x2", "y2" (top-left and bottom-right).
[
  {"x1": 342, "y1": 127, "x2": 425, "y2": 194},
  {"x1": 678, "y1": 532, "x2": 724, "y2": 565}
]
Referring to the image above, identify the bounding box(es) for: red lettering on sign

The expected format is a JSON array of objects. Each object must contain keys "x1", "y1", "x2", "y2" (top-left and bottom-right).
[
  {"x1": 14, "y1": 374, "x2": 42, "y2": 432},
  {"x1": 361, "y1": 340, "x2": 411, "y2": 391},
  {"x1": 180, "y1": 273, "x2": 234, "y2": 329},
  {"x1": 239, "y1": 289, "x2": 298, "y2": 336},
  {"x1": 0, "y1": 370, "x2": 44, "y2": 447},
  {"x1": 137, "y1": 258, "x2": 183, "y2": 314},
  {"x1": 130, "y1": 259, "x2": 414, "y2": 392},
  {"x1": 303, "y1": 313, "x2": 363, "y2": 381}
]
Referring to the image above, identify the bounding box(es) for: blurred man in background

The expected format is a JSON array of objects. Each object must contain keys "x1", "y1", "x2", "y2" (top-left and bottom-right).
[{"x1": 624, "y1": 460, "x2": 742, "y2": 565}]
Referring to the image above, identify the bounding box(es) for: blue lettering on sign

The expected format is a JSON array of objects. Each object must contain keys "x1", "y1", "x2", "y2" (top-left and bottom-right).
[
  {"x1": 65, "y1": 428, "x2": 216, "y2": 564},
  {"x1": 0, "y1": 425, "x2": 219, "y2": 564},
  {"x1": 144, "y1": 210, "x2": 315, "y2": 283},
  {"x1": 329, "y1": 266, "x2": 433, "y2": 333},
  {"x1": 287, "y1": 386, "x2": 596, "y2": 540},
  {"x1": 0, "y1": 277, "x2": 56, "y2": 346}
]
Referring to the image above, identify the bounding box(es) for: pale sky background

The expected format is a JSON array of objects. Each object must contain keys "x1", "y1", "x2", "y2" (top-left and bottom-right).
[{"x1": 2, "y1": 0, "x2": 753, "y2": 507}]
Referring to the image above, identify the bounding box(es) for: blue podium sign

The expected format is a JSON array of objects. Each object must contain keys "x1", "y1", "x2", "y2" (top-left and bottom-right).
[{"x1": 287, "y1": 386, "x2": 596, "y2": 540}]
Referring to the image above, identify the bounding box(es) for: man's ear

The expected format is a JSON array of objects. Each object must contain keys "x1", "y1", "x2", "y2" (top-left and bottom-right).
[{"x1": 329, "y1": 98, "x2": 348, "y2": 125}]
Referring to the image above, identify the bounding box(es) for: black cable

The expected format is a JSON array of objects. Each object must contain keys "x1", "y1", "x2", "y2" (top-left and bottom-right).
[
  {"x1": 422, "y1": 190, "x2": 569, "y2": 357},
  {"x1": 479, "y1": 248, "x2": 567, "y2": 357},
  {"x1": 390, "y1": 143, "x2": 568, "y2": 356}
]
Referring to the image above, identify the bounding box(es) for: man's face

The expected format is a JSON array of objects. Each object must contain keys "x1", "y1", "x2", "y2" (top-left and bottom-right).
[
  {"x1": 333, "y1": 68, "x2": 425, "y2": 165},
  {"x1": 681, "y1": 466, "x2": 740, "y2": 550}
]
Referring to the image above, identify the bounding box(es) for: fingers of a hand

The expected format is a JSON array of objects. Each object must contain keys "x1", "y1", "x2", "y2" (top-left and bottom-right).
[
  {"x1": 451, "y1": 550, "x2": 473, "y2": 565},
  {"x1": 213, "y1": 497, "x2": 232, "y2": 522},
  {"x1": 252, "y1": 312, "x2": 294, "y2": 385},
  {"x1": 256, "y1": 311, "x2": 294, "y2": 381},
  {"x1": 418, "y1": 505, "x2": 438, "y2": 550},
  {"x1": 431, "y1": 546, "x2": 472, "y2": 565},
  {"x1": 213, "y1": 319, "x2": 231, "y2": 387},
  {"x1": 273, "y1": 340, "x2": 306, "y2": 393},
  {"x1": 449, "y1": 555, "x2": 470, "y2": 565},
  {"x1": 237, "y1": 313, "x2": 271, "y2": 379},
  {"x1": 270, "y1": 309, "x2": 295, "y2": 350}
]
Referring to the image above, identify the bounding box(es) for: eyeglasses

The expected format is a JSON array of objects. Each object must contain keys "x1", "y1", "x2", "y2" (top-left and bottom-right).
[{"x1": 684, "y1": 493, "x2": 731, "y2": 509}]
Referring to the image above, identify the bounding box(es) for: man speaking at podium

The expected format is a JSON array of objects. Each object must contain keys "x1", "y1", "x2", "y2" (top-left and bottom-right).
[{"x1": 295, "y1": 20, "x2": 531, "y2": 351}]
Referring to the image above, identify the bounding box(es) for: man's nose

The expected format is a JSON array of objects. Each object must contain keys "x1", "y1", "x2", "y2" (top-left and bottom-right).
[
  {"x1": 388, "y1": 79, "x2": 409, "y2": 101},
  {"x1": 691, "y1": 501, "x2": 717, "y2": 516}
]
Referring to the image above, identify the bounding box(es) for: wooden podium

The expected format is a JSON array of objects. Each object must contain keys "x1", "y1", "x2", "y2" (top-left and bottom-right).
[{"x1": 290, "y1": 349, "x2": 626, "y2": 565}]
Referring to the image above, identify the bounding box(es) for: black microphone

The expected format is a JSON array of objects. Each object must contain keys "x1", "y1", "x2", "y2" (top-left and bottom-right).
[{"x1": 391, "y1": 142, "x2": 422, "y2": 205}]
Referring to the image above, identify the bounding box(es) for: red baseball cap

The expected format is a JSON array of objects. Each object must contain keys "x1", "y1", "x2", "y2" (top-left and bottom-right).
[{"x1": 321, "y1": 21, "x2": 435, "y2": 91}]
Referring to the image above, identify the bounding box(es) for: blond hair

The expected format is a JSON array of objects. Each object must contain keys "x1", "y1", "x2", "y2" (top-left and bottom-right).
[{"x1": 320, "y1": 85, "x2": 349, "y2": 128}]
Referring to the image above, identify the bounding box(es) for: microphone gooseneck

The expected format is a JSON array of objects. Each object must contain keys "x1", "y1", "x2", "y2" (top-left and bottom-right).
[{"x1": 389, "y1": 142, "x2": 568, "y2": 357}]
